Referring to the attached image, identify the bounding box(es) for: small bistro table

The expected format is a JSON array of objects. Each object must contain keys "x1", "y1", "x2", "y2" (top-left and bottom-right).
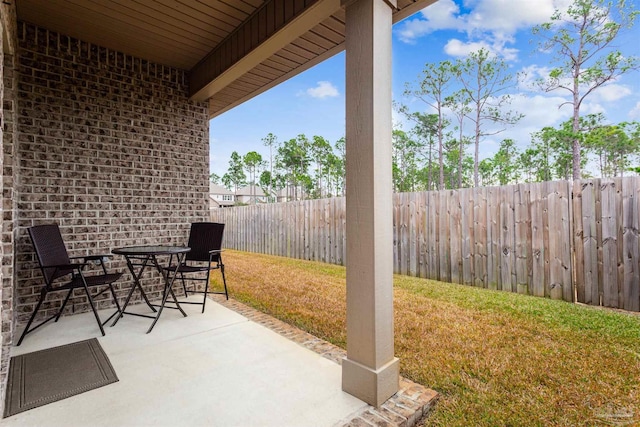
[{"x1": 111, "y1": 245, "x2": 191, "y2": 333}]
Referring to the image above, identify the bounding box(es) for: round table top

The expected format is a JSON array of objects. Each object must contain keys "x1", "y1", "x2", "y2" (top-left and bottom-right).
[{"x1": 111, "y1": 245, "x2": 191, "y2": 256}]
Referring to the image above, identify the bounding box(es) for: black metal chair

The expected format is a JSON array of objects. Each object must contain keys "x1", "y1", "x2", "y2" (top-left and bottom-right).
[
  {"x1": 165, "y1": 222, "x2": 228, "y2": 313},
  {"x1": 17, "y1": 224, "x2": 123, "y2": 346}
]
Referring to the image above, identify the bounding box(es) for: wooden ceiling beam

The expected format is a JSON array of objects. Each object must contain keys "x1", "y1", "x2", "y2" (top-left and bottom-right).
[
  {"x1": 189, "y1": 0, "x2": 341, "y2": 102},
  {"x1": 206, "y1": 0, "x2": 438, "y2": 119}
]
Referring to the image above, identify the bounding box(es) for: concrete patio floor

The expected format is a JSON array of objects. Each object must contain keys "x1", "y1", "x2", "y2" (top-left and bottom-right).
[{"x1": 1, "y1": 295, "x2": 437, "y2": 427}]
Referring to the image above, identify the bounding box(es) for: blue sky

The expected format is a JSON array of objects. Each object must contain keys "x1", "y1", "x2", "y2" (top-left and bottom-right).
[{"x1": 209, "y1": 0, "x2": 640, "y2": 176}]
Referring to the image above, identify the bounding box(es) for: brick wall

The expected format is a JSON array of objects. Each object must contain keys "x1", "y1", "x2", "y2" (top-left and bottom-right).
[
  {"x1": 14, "y1": 22, "x2": 209, "y2": 325},
  {"x1": 0, "y1": 10, "x2": 6, "y2": 410},
  {"x1": 1, "y1": 3, "x2": 19, "y2": 412},
  {"x1": 1, "y1": 50, "x2": 17, "y2": 388}
]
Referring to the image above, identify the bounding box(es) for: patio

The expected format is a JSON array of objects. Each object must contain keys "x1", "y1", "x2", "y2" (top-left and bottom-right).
[
  {"x1": 0, "y1": 0, "x2": 438, "y2": 417},
  {"x1": 1, "y1": 295, "x2": 436, "y2": 426}
]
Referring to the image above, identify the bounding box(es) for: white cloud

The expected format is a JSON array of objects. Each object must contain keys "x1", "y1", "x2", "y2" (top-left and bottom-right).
[
  {"x1": 630, "y1": 102, "x2": 640, "y2": 120},
  {"x1": 466, "y1": 0, "x2": 571, "y2": 34},
  {"x1": 508, "y1": 93, "x2": 573, "y2": 128},
  {"x1": 444, "y1": 39, "x2": 491, "y2": 57},
  {"x1": 516, "y1": 66, "x2": 632, "y2": 106},
  {"x1": 408, "y1": 0, "x2": 571, "y2": 37},
  {"x1": 302, "y1": 81, "x2": 339, "y2": 99},
  {"x1": 447, "y1": 93, "x2": 575, "y2": 158},
  {"x1": 580, "y1": 101, "x2": 607, "y2": 116},
  {"x1": 590, "y1": 84, "x2": 632, "y2": 102},
  {"x1": 392, "y1": 107, "x2": 406, "y2": 130},
  {"x1": 395, "y1": 0, "x2": 573, "y2": 60},
  {"x1": 444, "y1": 36, "x2": 519, "y2": 60},
  {"x1": 483, "y1": 93, "x2": 573, "y2": 150},
  {"x1": 517, "y1": 65, "x2": 553, "y2": 91},
  {"x1": 396, "y1": 0, "x2": 463, "y2": 43}
]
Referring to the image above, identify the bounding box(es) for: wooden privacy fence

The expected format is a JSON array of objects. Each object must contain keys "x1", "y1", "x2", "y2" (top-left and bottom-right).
[{"x1": 211, "y1": 177, "x2": 640, "y2": 312}]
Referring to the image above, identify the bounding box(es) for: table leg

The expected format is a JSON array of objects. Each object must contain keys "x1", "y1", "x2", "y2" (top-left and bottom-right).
[
  {"x1": 111, "y1": 255, "x2": 156, "y2": 327},
  {"x1": 146, "y1": 253, "x2": 188, "y2": 333}
]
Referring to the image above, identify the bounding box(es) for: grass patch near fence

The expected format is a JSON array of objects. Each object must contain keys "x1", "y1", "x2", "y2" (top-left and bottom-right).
[{"x1": 212, "y1": 250, "x2": 640, "y2": 426}]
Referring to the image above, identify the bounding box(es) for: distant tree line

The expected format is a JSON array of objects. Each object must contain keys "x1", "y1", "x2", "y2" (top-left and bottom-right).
[
  {"x1": 212, "y1": 0, "x2": 639, "y2": 200},
  {"x1": 212, "y1": 114, "x2": 639, "y2": 199},
  {"x1": 210, "y1": 134, "x2": 346, "y2": 201}
]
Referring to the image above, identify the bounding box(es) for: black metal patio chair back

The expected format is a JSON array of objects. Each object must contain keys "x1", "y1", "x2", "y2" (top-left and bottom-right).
[
  {"x1": 186, "y1": 222, "x2": 225, "y2": 262},
  {"x1": 17, "y1": 224, "x2": 123, "y2": 346},
  {"x1": 166, "y1": 222, "x2": 228, "y2": 313},
  {"x1": 29, "y1": 223, "x2": 74, "y2": 284}
]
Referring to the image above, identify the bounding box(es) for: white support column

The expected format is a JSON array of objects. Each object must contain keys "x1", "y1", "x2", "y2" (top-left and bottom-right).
[{"x1": 341, "y1": 0, "x2": 399, "y2": 407}]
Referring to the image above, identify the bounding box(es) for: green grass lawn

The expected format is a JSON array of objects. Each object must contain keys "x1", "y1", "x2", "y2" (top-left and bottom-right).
[{"x1": 212, "y1": 250, "x2": 640, "y2": 426}]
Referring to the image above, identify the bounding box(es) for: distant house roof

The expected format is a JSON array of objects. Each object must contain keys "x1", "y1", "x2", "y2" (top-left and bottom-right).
[
  {"x1": 210, "y1": 183, "x2": 234, "y2": 195},
  {"x1": 236, "y1": 185, "x2": 266, "y2": 197},
  {"x1": 209, "y1": 196, "x2": 235, "y2": 208}
]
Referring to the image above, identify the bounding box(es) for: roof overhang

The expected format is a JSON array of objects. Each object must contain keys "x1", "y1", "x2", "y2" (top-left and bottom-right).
[{"x1": 16, "y1": 0, "x2": 436, "y2": 119}]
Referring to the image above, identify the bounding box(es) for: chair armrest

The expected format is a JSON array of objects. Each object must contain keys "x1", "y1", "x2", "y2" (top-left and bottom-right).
[
  {"x1": 70, "y1": 254, "x2": 113, "y2": 263},
  {"x1": 208, "y1": 249, "x2": 224, "y2": 254},
  {"x1": 46, "y1": 262, "x2": 86, "y2": 270}
]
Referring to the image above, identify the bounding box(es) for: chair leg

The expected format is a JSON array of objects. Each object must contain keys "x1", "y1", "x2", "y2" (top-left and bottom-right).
[
  {"x1": 17, "y1": 289, "x2": 47, "y2": 346},
  {"x1": 81, "y1": 277, "x2": 105, "y2": 336},
  {"x1": 55, "y1": 288, "x2": 74, "y2": 322},
  {"x1": 202, "y1": 269, "x2": 211, "y2": 313},
  {"x1": 180, "y1": 271, "x2": 188, "y2": 297},
  {"x1": 220, "y1": 261, "x2": 229, "y2": 300},
  {"x1": 97, "y1": 283, "x2": 123, "y2": 325},
  {"x1": 108, "y1": 283, "x2": 122, "y2": 313}
]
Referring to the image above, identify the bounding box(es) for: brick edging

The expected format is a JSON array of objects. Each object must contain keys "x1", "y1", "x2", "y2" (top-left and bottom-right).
[{"x1": 210, "y1": 295, "x2": 439, "y2": 427}]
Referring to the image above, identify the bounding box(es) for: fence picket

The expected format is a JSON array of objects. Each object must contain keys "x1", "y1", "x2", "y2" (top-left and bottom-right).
[
  {"x1": 622, "y1": 177, "x2": 640, "y2": 311},
  {"x1": 515, "y1": 183, "x2": 531, "y2": 294},
  {"x1": 530, "y1": 183, "x2": 545, "y2": 297},
  {"x1": 500, "y1": 185, "x2": 515, "y2": 292},
  {"x1": 393, "y1": 194, "x2": 401, "y2": 274},
  {"x1": 615, "y1": 177, "x2": 624, "y2": 308},
  {"x1": 401, "y1": 193, "x2": 409, "y2": 276},
  {"x1": 409, "y1": 193, "x2": 418, "y2": 277},
  {"x1": 474, "y1": 187, "x2": 487, "y2": 288},
  {"x1": 601, "y1": 179, "x2": 618, "y2": 308},
  {"x1": 450, "y1": 189, "x2": 462, "y2": 284},
  {"x1": 417, "y1": 192, "x2": 427, "y2": 278},
  {"x1": 572, "y1": 180, "x2": 584, "y2": 303},
  {"x1": 439, "y1": 190, "x2": 451, "y2": 282},
  {"x1": 461, "y1": 188, "x2": 474, "y2": 286},
  {"x1": 427, "y1": 191, "x2": 438, "y2": 279},
  {"x1": 487, "y1": 186, "x2": 499, "y2": 290}
]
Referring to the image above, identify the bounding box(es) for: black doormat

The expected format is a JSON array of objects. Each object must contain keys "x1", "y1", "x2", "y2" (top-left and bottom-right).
[{"x1": 4, "y1": 338, "x2": 119, "y2": 418}]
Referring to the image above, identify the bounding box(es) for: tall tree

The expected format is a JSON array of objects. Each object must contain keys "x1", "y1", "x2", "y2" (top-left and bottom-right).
[
  {"x1": 442, "y1": 137, "x2": 473, "y2": 189},
  {"x1": 243, "y1": 151, "x2": 264, "y2": 204},
  {"x1": 478, "y1": 157, "x2": 496, "y2": 186},
  {"x1": 310, "y1": 136, "x2": 333, "y2": 198},
  {"x1": 259, "y1": 170, "x2": 273, "y2": 198},
  {"x1": 456, "y1": 48, "x2": 523, "y2": 187},
  {"x1": 209, "y1": 172, "x2": 220, "y2": 184},
  {"x1": 222, "y1": 151, "x2": 246, "y2": 194},
  {"x1": 392, "y1": 129, "x2": 423, "y2": 192},
  {"x1": 517, "y1": 148, "x2": 542, "y2": 183},
  {"x1": 332, "y1": 137, "x2": 346, "y2": 197},
  {"x1": 492, "y1": 139, "x2": 521, "y2": 185},
  {"x1": 262, "y1": 133, "x2": 279, "y2": 202},
  {"x1": 277, "y1": 134, "x2": 311, "y2": 200},
  {"x1": 586, "y1": 121, "x2": 640, "y2": 177},
  {"x1": 530, "y1": 116, "x2": 596, "y2": 181},
  {"x1": 445, "y1": 89, "x2": 472, "y2": 188},
  {"x1": 408, "y1": 112, "x2": 440, "y2": 190},
  {"x1": 402, "y1": 60, "x2": 455, "y2": 189},
  {"x1": 533, "y1": 0, "x2": 639, "y2": 179}
]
